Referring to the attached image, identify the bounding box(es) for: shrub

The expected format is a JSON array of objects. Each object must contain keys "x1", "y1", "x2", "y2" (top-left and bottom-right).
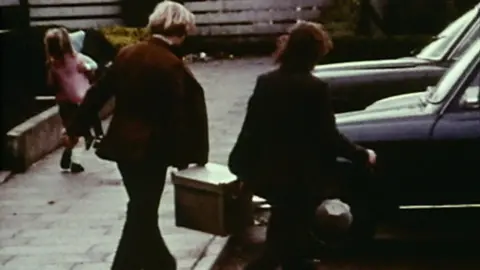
[{"x1": 100, "y1": 26, "x2": 148, "y2": 49}]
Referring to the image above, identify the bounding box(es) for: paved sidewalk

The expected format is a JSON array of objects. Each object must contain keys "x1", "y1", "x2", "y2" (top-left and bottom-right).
[
  {"x1": 0, "y1": 137, "x2": 227, "y2": 270},
  {"x1": 0, "y1": 57, "x2": 273, "y2": 270}
]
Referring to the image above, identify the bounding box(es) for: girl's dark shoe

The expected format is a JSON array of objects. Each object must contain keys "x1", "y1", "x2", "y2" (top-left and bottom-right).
[
  {"x1": 70, "y1": 163, "x2": 85, "y2": 173},
  {"x1": 93, "y1": 135, "x2": 103, "y2": 149},
  {"x1": 60, "y1": 149, "x2": 72, "y2": 170}
]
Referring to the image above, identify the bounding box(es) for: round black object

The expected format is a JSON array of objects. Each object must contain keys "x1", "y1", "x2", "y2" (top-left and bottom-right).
[{"x1": 310, "y1": 199, "x2": 354, "y2": 248}]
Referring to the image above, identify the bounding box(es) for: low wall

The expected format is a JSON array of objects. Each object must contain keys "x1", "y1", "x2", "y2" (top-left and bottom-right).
[{"x1": 5, "y1": 98, "x2": 115, "y2": 172}]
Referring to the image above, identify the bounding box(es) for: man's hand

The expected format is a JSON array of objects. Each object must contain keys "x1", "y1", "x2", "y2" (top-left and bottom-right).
[
  {"x1": 226, "y1": 180, "x2": 246, "y2": 199},
  {"x1": 366, "y1": 149, "x2": 376, "y2": 165},
  {"x1": 174, "y1": 162, "x2": 208, "y2": 171}
]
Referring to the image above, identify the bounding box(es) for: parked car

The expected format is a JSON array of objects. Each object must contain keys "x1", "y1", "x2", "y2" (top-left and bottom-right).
[
  {"x1": 314, "y1": 3, "x2": 480, "y2": 113},
  {"x1": 336, "y1": 38, "x2": 480, "y2": 240}
]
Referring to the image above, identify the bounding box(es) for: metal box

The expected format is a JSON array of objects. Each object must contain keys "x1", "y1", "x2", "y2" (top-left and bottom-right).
[{"x1": 171, "y1": 163, "x2": 253, "y2": 236}]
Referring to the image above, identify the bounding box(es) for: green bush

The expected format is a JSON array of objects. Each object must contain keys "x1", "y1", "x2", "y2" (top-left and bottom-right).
[{"x1": 100, "y1": 26, "x2": 149, "y2": 49}]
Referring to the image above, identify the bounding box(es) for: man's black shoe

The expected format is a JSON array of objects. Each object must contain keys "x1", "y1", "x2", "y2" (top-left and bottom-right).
[{"x1": 70, "y1": 163, "x2": 85, "y2": 173}]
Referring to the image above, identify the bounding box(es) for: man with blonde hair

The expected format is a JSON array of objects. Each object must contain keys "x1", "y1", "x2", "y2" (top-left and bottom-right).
[
  {"x1": 64, "y1": 1, "x2": 209, "y2": 269},
  {"x1": 148, "y1": 0, "x2": 195, "y2": 36}
]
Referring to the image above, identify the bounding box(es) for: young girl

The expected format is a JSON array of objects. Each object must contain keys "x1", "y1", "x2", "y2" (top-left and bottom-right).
[{"x1": 44, "y1": 27, "x2": 104, "y2": 173}]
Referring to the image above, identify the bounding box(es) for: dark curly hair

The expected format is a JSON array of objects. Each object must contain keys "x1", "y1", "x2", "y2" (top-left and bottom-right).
[{"x1": 274, "y1": 21, "x2": 333, "y2": 72}]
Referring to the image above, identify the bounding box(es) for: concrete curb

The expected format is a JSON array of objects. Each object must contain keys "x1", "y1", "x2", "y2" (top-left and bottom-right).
[
  {"x1": 207, "y1": 225, "x2": 270, "y2": 270},
  {"x1": 193, "y1": 236, "x2": 230, "y2": 270},
  {"x1": 200, "y1": 197, "x2": 268, "y2": 269}
]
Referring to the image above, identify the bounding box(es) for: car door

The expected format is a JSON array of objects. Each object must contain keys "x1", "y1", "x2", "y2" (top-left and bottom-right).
[{"x1": 429, "y1": 68, "x2": 480, "y2": 205}]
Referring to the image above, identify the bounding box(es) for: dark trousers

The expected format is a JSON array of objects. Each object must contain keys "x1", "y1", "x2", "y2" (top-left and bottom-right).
[
  {"x1": 246, "y1": 202, "x2": 317, "y2": 270},
  {"x1": 111, "y1": 160, "x2": 176, "y2": 270},
  {"x1": 58, "y1": 102, "x2": 104, "y2": 166},
  {"x1": 58, "y1": 101, "x2": 104, "y2": 138}
]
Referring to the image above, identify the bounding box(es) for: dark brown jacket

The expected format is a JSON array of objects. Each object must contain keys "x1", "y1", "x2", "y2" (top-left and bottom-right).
[
  {"x1": 68, "y1": 37, "x2": 209, "y2": 166},
  {"x1": 228, "y1": 68, "x2": 368, "y2": 203}
]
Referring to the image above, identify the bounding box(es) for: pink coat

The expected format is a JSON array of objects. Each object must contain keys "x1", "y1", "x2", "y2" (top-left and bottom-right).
[{"x1": 48, "y1": 53, "x2": 95, "y2": 104}]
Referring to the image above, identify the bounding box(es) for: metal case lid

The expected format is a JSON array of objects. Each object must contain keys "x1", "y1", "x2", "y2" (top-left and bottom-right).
[{"x1": 171, "y1": 163, "x2": 238, "y2": 193}]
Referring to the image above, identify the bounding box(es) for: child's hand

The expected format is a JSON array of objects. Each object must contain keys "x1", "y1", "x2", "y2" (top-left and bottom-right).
[{"x1": 77, "y1": 62, "x2": 91, "y2": 73}]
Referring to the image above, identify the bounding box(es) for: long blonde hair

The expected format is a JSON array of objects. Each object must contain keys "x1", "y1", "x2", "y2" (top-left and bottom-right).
[{"x1": 44, "y1": 27, "x2": 75, "y2": 64}]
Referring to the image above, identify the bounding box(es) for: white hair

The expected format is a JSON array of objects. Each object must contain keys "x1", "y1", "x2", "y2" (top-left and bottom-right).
[{"x1": 147, "y1": 0, "x2": 196, "y2": 36}]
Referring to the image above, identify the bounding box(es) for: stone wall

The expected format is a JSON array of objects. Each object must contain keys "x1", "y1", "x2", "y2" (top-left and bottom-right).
[{"x1": 5, "y1": 98, "x2": 115, "y2": 172}]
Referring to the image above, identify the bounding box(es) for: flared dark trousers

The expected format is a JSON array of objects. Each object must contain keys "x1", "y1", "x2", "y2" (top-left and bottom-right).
[
  {"x1": 245, "y1": 202, "x2": 317, "y2": 270},
  {"x1": 111, "y1": 160, "x2": 176, "y2": 270}
]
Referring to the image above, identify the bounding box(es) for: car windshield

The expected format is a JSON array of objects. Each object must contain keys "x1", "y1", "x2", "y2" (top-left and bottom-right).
[
  {"x1": 426, "y1": 40, "x2": 480, "y2": 104},
  {"x1": 451, "y1": 21, "x2": 480, "y2": 60},
  {"x1": 416, "y1": 8, "x2": 476, "y2": 61}
]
